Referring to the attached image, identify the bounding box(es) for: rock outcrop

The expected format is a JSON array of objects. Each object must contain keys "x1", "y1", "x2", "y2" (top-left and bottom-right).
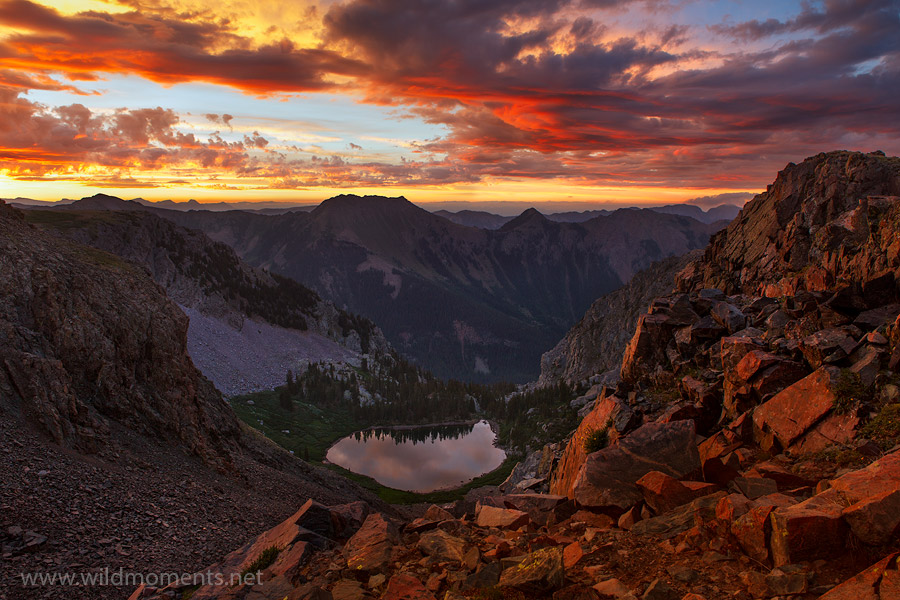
[
  {"x1": 0, "y1": 200, "x2": 240, "y2": 468},
  {"x1": 677, "y1": 150, "x2": 900, "y2": 299}
]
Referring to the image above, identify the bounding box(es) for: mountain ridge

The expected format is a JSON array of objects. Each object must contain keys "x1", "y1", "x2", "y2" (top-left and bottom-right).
[{"x1": 54, "y1": 194, "x2": 722, "y2": 381}]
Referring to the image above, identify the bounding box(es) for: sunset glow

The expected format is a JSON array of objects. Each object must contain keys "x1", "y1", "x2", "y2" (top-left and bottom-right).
[{"x1": 1, "y1": 0, "x2": 898, "y2": 205}]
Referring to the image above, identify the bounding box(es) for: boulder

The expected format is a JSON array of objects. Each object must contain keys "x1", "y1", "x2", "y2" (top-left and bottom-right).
[
  {"x1": 799, "y1": 328, "x2": 857, "y2": 368},
  {"x1": 382, "y1": 574, "x2": 436, "y2": 600},
  {"x1": 417, "y1": 530, "x2": 468, "y2": 564},
  {"x1": 789, "y1": 412, "x2": 860, "y2": 456},
  {"x1": 331, "y1": 502, "x2": 371, "y2": 540},
  {"x1": 293, "y1": 499, "x2": 340, "y2": 539},
  {"x1": 817, "y1": 552, "x2": 899, "y2": 600},
  {"x1": 641, "y1": 579, "x2": 679, "y2": 600},
  {"x1": 593, "y1": 578, "x2": 633, "y2": 599},
  {"x1": 635, "y1": 471, "x2": 718, "y2": 514},
  {"x1": 332, "y1": 579, "x2": 369, "y2": 600},
  {"x1": 752, "y1": 366, "x2": 841, "y2": 452},
  {"x1": 853, "y1": 304, "x2": 900, "y2": 330},
  {"x1": 631, "y1": 492, "x2": 726, "y2": 539},
  {"x1": 841, "y1": 489, "x2": 900, "y2": 546},
  {"x1": 711, "y1": 302, "x2": 747, "y2": 334},
  {"x1": 730, "y1": 493, "x2": 797, "y2": 564},
  {"x1": 731, "y1": 477, "x2": 778, "y2": 500},
  {"x1": 571, "y1": 421, "x2": 700, "y2": 510},
  {"x1": 551, "y1": 394, "x2": 635, "y2": 498},
  {"x1": 476, "y1": 505, "x2": 530, "y2": 530},
  {"x1": 769, "y1": 495, "x2": 848, "y2": 566},
  {"x1": 344, "y1": 514, "x2": 399, "y2": 573},
  {"x1": 503, "y1": 494, "x2": 573, "y2": 527},
  {"x1": 498, "y1": 547, "x2": 565, "y2": 594}
]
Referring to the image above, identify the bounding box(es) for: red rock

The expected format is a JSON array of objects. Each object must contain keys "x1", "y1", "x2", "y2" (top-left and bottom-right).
[
  {"x1": 617, "y1": 506, "x2": 641, "y2": 530},
  {"x1": 799, "y1": 328, "x2": 856, "y2": 369},
  {"x1": 344, "y1": 513, "x2": 399, "y2": 573},
  {"x1": 701, "y1": 456, "x2": 740, "y2": 487},
  {"x1": 752, "y1": 366, "x2": 841, "y2": 452},
  {"x1": 383, "y1": 574, "x2": 436, "y2": 600},
  {"x1": 789, "y1": 412, "x2": 860, "y2": 455},
  {"x1": 715, "y1": 493, "x2": 752, "y2": 522},
  {"x1": 750, "y1": 360, "x2": 809, "y2": 400},
  {"x1": 504, "y1": 494, "x2": 573, "y2": 527},
  {"x1": 570, "y1": 510, "x2": 615, "y2": 529},
  {"x1": 563, "y1": 542, "x2": 584, "y2": 569},
  {"x1": 711, "y1": 301, "x2": 747, "y2": 333},
  {"x1": 476, "y1": 505, "x2": 530, "y2": 529},
  {"x1": 571, "y1": 421, "x2": 700, "y2": 510},
  {"x1": 550, "y1": 394, "x2": 633, "y2": 497},
  {"x1": 621, "y1": 313, "x2": 680, "y2": 383},
  {"x1": 745, "y1": 461, "x2": 814, "y2": 490},
  {"x1": 423, "y1": 505, "x2": 454, "y2": 522},
  {"x1": 816, "y1": 552, "x2": 899, "y2": 600},
  {"x1": 499, "y1": 547, "x2": 565, "y2": 594},
  {"x1": 730, "y1": 494, "x2": 797, "y2": 563},
  {"x1": 731, "y1": 505, "x2": 777, "y2": 564},
  {"x1": 417, "y1": 529, "x2": 468, "y2": 563},
  {"x1": 732, "y1": 476, "x2": 778, "y2": 499},
  {"x1": 267, "y1": 541, "x2": 312, "y2": 579},
  {"x1": 735, "y1": 350, "x2": 782, "y2": 382},
  {"x1": 769, "y1": 495, "x2": 848, "y2": 567},
  {"x1": 698, "y1": 431, "x2": 741, "y2": 463},
  {"x1": 635, "y1": 471, "x2": 717, "y2": 514},
  {"x1": 841, "y1": 489, "x2": 900, "y2": 546},
  {"x1": 592, "y1": 578, "x2": 632, "y2": 598},
  {"x1": 720, "y1": 336, "x2": 765, "y2": 374}
]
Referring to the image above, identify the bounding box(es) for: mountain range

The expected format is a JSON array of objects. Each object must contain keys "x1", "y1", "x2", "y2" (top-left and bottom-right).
[
  {"x1": 23, "y1": 209, "x2": 390, "y2": 396},
  {"x1": 51, "y1": 194, "x2": 723, "y2": 381}
]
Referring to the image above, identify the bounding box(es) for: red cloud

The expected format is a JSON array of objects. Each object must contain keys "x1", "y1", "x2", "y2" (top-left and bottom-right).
[{"x1": 1, "y1": 0, "x2": 899, "y2": 190}]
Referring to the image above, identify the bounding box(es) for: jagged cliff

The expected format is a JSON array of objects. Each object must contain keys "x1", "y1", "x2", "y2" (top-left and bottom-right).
[
  {"x1": 538, "y1": 251, "x2": 702, "y2": 387},
  {"x1": 24, "y1": 209, "x2": 390, "y2": 395},
  {"x1": 678, "y1": 150, "x2": 900, "y2": 299},
  {"x1": 0, "y1": 200, "x2": 239, "y2": 468}
]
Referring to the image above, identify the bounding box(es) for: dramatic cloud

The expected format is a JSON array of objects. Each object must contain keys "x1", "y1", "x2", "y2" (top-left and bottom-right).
[{"x1": 1, "y1": 0, "x2": 899, "y2": 194}]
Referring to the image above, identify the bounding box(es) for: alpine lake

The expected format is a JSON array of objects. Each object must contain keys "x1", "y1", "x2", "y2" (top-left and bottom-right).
[{"x1": 325, "y1": 420, "x2": 507, "y2": 493}]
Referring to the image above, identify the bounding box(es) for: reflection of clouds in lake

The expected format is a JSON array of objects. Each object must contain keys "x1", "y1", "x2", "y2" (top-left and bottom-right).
[{"x1": 326, "y1": 421, "x2": 506, "y2": 492}]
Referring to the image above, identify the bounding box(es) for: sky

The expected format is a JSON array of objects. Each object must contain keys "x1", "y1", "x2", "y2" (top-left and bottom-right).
[{"x1": 0, "y1": 0, "x2": 898, "y2": 207}]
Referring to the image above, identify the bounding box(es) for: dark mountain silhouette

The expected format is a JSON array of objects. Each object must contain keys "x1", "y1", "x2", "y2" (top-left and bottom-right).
[{"x1": 55, "y1": 194, "x2": 720, "y2": 381}]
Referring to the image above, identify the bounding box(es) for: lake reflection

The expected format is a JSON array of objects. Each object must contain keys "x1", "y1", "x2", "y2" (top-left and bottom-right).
[{"x1": 326, "y1": 420, "x2": 506, "y2": 492}]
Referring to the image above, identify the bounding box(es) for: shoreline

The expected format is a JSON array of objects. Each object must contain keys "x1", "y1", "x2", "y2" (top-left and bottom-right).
[{"x1": 323, "y1": 418, "x2": 512, "y2": 497}]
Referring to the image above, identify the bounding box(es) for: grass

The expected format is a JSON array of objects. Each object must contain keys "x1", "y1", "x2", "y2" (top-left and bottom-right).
[
  {"x1": 242, "y1": 545, "x2": 281, "y2": 575},
  {"x1": 230, "y1": 390, "x2": 361, "y2": 463},
  {"x1": 860, "y1": 403, "x2": 900, "y2": 449},
  {"x1": 833, "y1": 369, "x2": 871, "y2": 414},
  {"x1": 583, "y1": 427, "x2": 609, "y2": 454},
  {"x1": 230, "y1": 388, "x2": 518, "y2": 504}
]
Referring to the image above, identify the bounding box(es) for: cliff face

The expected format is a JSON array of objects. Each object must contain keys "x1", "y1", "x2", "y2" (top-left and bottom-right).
[
  {"x1": 678, "y1": 150, "x2": 900, "y2": 300},
  {"x1": 538, "y1": 251, "x2": 701, "y2": 387},
  {"x1": 0, "y1": 201, "x2": 240, "y2": 468}
]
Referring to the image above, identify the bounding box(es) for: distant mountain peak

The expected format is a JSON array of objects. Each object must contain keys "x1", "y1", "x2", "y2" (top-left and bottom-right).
[{"x1": 499, "y1": 207, "x2": 549, "y2": 231}]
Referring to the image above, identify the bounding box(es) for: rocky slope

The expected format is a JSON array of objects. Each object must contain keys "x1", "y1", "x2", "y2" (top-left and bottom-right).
[
  {"x1": 24, "y1": 209, "x2": 389, "y2": 396},
  {"x1": 677, "y1": 150, "x2": 900, "y2": 298},
  {"x1": 66, "y1": 194, "x2": 721, "y2": 382},
  {"x1": 0, "y1": 200, "x2": 381, "y2": 599},
  {"x1": 539, "y1": 251, "x2": 702, "y2": 388},
  {"x1": 129, "y1": 151, "x2": 900, "y2": 600}
]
